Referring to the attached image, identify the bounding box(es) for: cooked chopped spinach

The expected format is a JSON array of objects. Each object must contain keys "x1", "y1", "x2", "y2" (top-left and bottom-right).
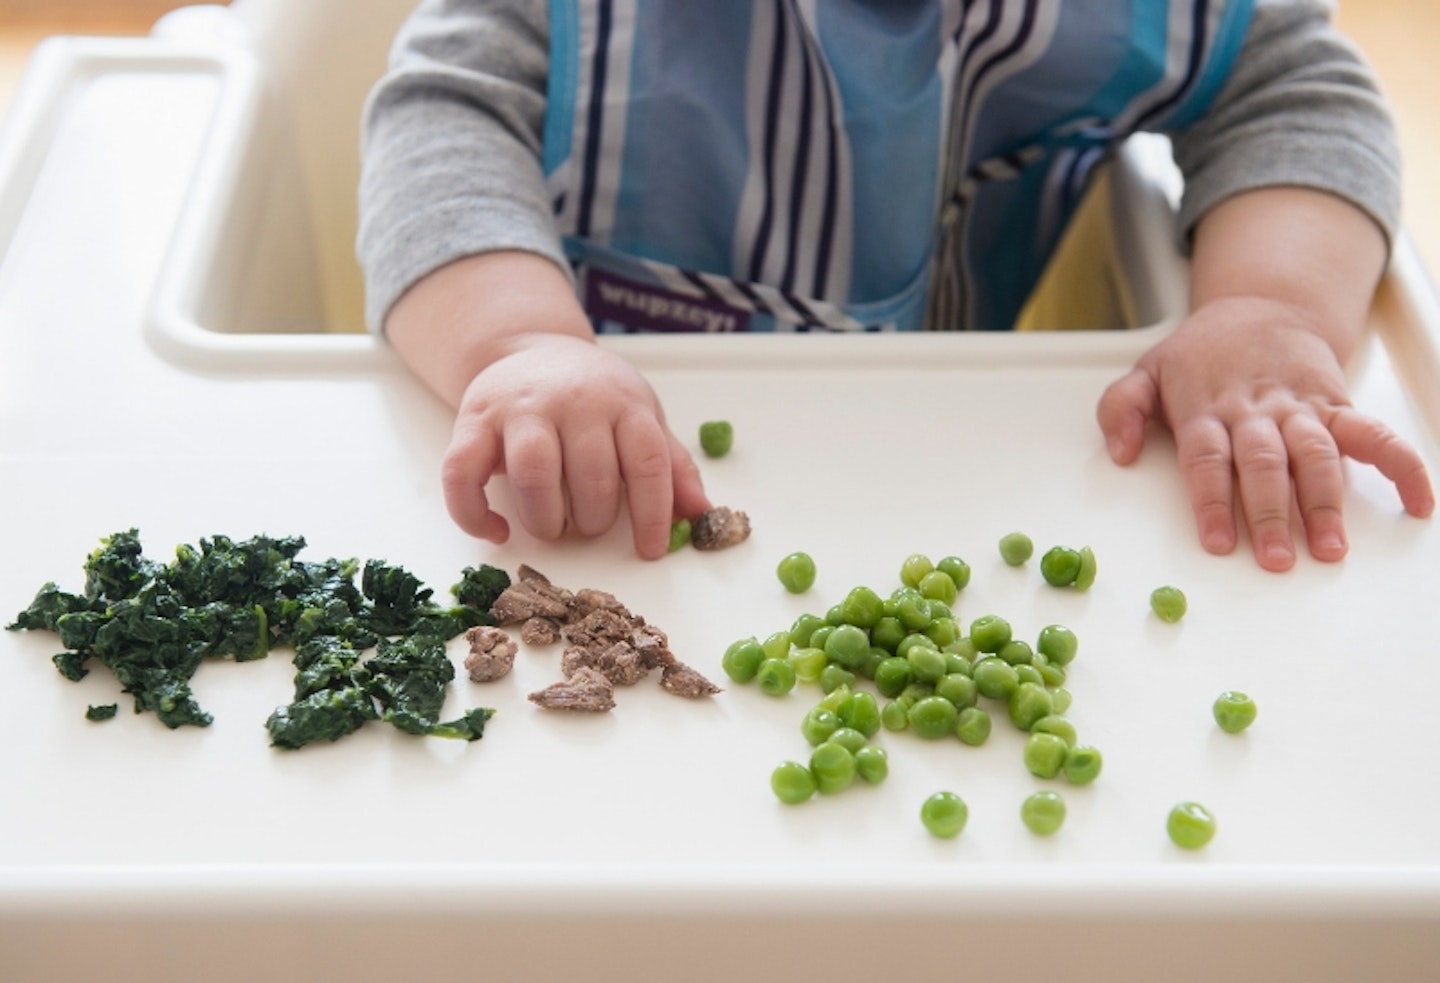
[
  {"x1": 85, "y1": 703, "x2": 119, "y2": 721},
  {"x1": 7, "y1": 529, "x2": 510, "y2": 750}
]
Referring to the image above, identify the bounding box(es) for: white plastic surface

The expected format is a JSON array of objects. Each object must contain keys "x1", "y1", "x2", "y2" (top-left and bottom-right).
[{"x1": 1, "y1": 10, "x2": 1440, "y2": 983}]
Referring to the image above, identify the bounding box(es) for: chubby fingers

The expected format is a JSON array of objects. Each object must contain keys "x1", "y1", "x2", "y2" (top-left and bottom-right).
[
  {"x1": 441, "y1": 417, "x2": 512, "y2": 544},
  {"x1": 1328, "y1": 407, "x2": 1437, "y2": 519},
  {"x1": 1095, "y1": 367, "x2": 1160, "y2": 465},
  {"x1": 615, "y1": 411, "x2": 675, "y2": 560}
]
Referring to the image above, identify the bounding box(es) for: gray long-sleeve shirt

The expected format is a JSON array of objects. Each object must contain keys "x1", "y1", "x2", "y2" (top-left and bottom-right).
[{"x1": 357, "y1": 0, "x2": 1399, "y2": 334}]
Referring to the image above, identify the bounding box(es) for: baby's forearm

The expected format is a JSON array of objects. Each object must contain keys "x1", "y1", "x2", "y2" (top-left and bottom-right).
[
  {"x1": 384, "y1": 251, "x2": 594, "y2": 408},
  {"x1": 1188, "y1": 187, "x2": 1388, "y2": 364}
]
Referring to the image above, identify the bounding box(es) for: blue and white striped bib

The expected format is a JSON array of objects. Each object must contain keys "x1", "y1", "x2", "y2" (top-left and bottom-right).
[{"x1": 541, "y1": 0, "x2": 1252, "y2": 333}]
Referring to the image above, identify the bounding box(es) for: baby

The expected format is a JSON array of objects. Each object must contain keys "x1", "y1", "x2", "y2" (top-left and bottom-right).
[{"x1": 358, "y1": 0, "x2": 1434, "y2": 568}]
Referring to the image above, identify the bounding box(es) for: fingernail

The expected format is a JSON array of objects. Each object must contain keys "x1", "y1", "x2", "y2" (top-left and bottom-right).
[
  {"x1": 1264, "y1": 542, "x2": 1295, "y2": 568},
  {"x1": 1316, "y1": 532, "x2": 1346, "y2": 557}
]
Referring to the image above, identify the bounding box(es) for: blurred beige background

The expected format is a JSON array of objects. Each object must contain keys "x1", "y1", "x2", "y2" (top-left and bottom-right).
[{"x1": 1, "y1": 0, "x2": 1435, "y2": 276}]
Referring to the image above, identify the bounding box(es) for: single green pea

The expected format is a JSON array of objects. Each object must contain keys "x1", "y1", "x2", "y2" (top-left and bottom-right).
[
  {"x1": 933, "y1": 672, "x2": 978, "y2": 710},
  {"x1": 920, "y1": 791, "x2": 969, "y2": 839},
  {"x1": 1020, "y1": 790, "x2": 1067, "y2": 835},
  {"x1": 936, "y1": 555, "x2": 971, "y2": 591},
  {"x1": 873, "y1": 657, "x2": 915, "y2": 698},
  {"x1": 698, "y1": 420, "x2": 734, "y2": 457},
  {"x1": 668, "y1": 519, "x2": 692, "y2": 553},
  {"x1": 827, "y1": 726, "x2": 869, "y2": 754},
  {"x1": 1167, "y1": 801, "x2": 1216, "y2": 849},
  {"x1": 756, "y1": 657, "x2": 797, "y2": 696},
  {"x1": 1024, "y1": 732, "x2": 1070, "y2": 779},
  {"x1": 997, "y1": 639, "x2": 1034, "y2": 666},
  {"x1": 787, "y1": 647, "x2": 828, "y2": 684},
  {"x1": 898, "y1": 681, "x2": 935, "y2": 704},
  {"x1": 972, "y1": 657, "x2": 1019, "y2": 700},
  {"x1": 1037, "y1": 662, "x2": 1067, "y2": 688},
  {"x1": 837, "y1": 690, "x2": 882, "y2": 738},
  {"x1": 905, "y1": 645, "x2": 948, "y2": 684},
  {"x1": 907, "y1": 695, "x2": 960, "y2": 739},
  {"x1": 854, "y1": 745, "x2": 889, "y2": 785},
  {"x1": 1150, "y1": 585, "x2": 1188, "y2": 623},
  {"x1": 999, "y1": 532, "x2": 1034, "y2": 566},
  {"x1": 880, "y1": 699, "x2": 911, "y2": 732},
  {"x1": 1031, "y1": 715, "x2": 1077, "y2": 747},
  {"x1": 894, "y1": 593, "x2": 934, "y2": 631},
  {"x1": 789, "y1": 613, "x2": 827, "y2": 648},
  {"x1": 824, "y1": 623, "x2": 871, "y2": 670},
  {"x1": 918, "y1": 570, "x2": 958, "y2": 606},
  {"x1": 870, "y1": 616, "x2": 907, "y2": 653},
  {"x1": 824, "y1": 604, "x2": 847, "y2": 627},
  {"x1": 800, "y1": 706, "x2": 842, "y2": 747},
  {"x1": 1051, "y1": 687, "x2": 1073, "y2": 715},
  {"x1": 944, "y1": 637, "x2": 979, "y2": 663},
  {"x1": 761, "y1": 630, "x2": 792, "y2": 661},
  {"x1": 969, "y1": 614, "x2": 1012, "y2": 653},
  {"x1": 943, "y1": 650, "x2": 974, "y2": 677},
  {"x1": 1074, "y1": 546, "x2": 1097, "y2": 591},
  {"x1": 1062, "y1": 744, "x2": 1103, "y2": 785},
  {"x1": 809, "y1": 741, "x2": 857, "y2": 795},
  {"x1": 840, "y1": 586, "x2": 885, "y2": 629},
  {"x1": 1036, "y1": 624, "x2": 1078, "y2": 666},
  {"x1": 926, "y1": 600, "x2": 953, "y2": 622},
  {"x1": 859, "y1": 647, "x2": 887, "y2": 680},
  {"x1": 819, "y1": 663, "x2": 856, "y2": 694},
  {"x1": 1007, "y1": 681, "x2": 1055, "y2": 731},
  {"x1": 777, "y1": 552, "x2": 817, "y2": 593},
  {"x1": 923, "y1": 616, "x2": 961, "y2": 648},
  {"x1": 1213, "y1": 691, "x2": 1258, "y2": 734},
  {"x1": 808, "y1": 624, "x2": 836, "y2": 653},
  {"x1": 1014, "y1": 664, "x2": 1044, "y2": 687},
  {"x1": 721, "y1": 637, "x2": 765, "y2": 683},
  {"x1": 771, "y1": 761, "x2": 816, "y2": 804},
  {"x1": 954, "y1": 706, "x2": 992, "y2": 746},
  {"x1": 900, "y1": 553, "x2": 935, "y2": 589},
  {"x1": 1040, "y1": 546, "x2": 1082, "y2": 587},
  {"x1": 817, "y1": 683, "x2": 851, "y2": 713}
]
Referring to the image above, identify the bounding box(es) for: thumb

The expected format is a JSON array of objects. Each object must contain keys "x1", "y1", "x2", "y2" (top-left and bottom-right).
[{"x1": 1096, "y1": 367, "x2": 1161, "y2": 466}]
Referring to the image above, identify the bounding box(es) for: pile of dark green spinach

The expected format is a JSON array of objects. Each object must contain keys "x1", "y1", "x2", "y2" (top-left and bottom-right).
[{"x1": 6, "y1": 529, "x2": 511, "y2": 750}]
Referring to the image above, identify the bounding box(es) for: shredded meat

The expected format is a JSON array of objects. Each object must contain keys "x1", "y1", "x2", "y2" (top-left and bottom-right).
[
  {"x1": 528, "y1": 666, "x2": 616, "y2": 712},
  {"x1": 519, "y1": 616, "x2": 561, "y2": 646},
  {"x1": 463, "y1": 626, "x2": 517, "y2": 682},
  {"x1": 660, "y1": 661, "x2": 723, "y2": 698},
  {"x1": 690, "y1": 506, "x2": 752, "y2": 551}
]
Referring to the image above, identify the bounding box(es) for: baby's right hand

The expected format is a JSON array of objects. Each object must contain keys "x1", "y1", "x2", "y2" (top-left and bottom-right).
[{"x1": 441, "y1": 333, "x2": 710, "y2": 559}]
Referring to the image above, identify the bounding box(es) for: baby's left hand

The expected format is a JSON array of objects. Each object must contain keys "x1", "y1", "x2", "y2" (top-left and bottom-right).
[{"x1": 1096, "y1": 296, "x2": 1435, "y2": 571}]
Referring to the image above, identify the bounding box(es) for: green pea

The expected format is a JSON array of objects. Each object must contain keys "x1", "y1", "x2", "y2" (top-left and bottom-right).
[
  {"x1": 972, "y1": 657, "x2": 1019, "y2": 700},
  {"x1": 881, "y1": 699, "x2": 911, "y2": 732},
  {"x1": 698, "y1": 420, "x2": 734, "y2": 457},
  {"x1": 969, "y1": 614, "x2": 1012, "y2": 653},
  {"x1": 933, "y1": 672, "x2": 978, "y2": 710},
  {"x1": 827, "y1": 726, "x2": 869, "y2": 754},
  {"x1": 999, "y1": 532, "x2": 1034, "y2": 566},
  {"x1": 1031, "y1": 714, "x2": 1077, "y2": 747},
  {"x1": 1213, "y1": 691, "x2": 1258, "y2": 733},
  {"x1": 837, "y1": 690, "x2": 882, "y2": 738},
  {"x1": 936, "y1": 555, "x2": 971, "y2": 591},
  {"x1": 1036, "y1": 624, "x2": 1078, "y2": 666},
  {"x1": 870, "y1": 615, "x2": 907, "y2": 653},
  {"x1": 873, "y1": 657, "x2": 915, "y2": 698},
  {"x1": 900, "y1": 553, "x2": 935, "y2": 589},
  {"x1": 944, "y1": 637, "x2": 979, "y2": 663},
  {"x1": 920, "y1": 791, "x2": 969, "y2": 839},
  {"x1": 954, "y1": 706, "x2": 991, "y2": 746},
  {"x1": 1037, "y1": 661, "x2": 1066, "y2": 688},
  {"x1": 817, "y1": 684, "x2": 851, "y2": 713},
  {"x1": 943, "y1": 650, "x2": 974, "y2": 677},
  {"x1": 906, "y1": 644, "x2": 948, "y2": 684},
  {"x1": 721, "y1": 637, "x2": 765, "y2": 683},
  {"x1": 824, "y1": 623, "x2": 871, "y2": 670},
  {"x1": 777, "y1": 552, "x2": 817, "y2": 593},
  {"x1": 859, "y1": 647, "x2": 887, "y2": 680},
  {"x1": 668, "y1": 519, "x2": 692, "y2": 552},
  {"x1": 1074, "y1": 546, "x2": 1097, "y2": 591},
  {"x1": 808, "y1": 624, "x2": 835, "y2": 653},
  {"x1": 894, "y1": 593, "x2": 934, "y2": 631},
  {"x1": 824, "y1": 604, "x2": 847, "y2": 626},
  {"x1": 756, "y1": 657, "x2": 797, "y2": 696},
  {"x1": 1040, "y1": 546, "x2": 1082, "y2": 587},
  {"x1": 926, "y1": 600, "x2": 953, "y2": 622},
  {"x1": 1062, "y1": 745, "x2": 1103, "y2": 785},
  {"x1": 918, "y1": 570, "x2": 958, "y2": 606},
  {"x1": 820, "y1": 663, "x2": 856, "y2": 694},
  {"x1": 788, "y1": 646, "x2": 828, "y2": 684},
  {"x1": 789, "y1": 613, "x2": 827, "y2": 648},
  {"x1": 1166, "y1": 801, "x2": 1216, "y2": 849},
  {"x1": 761, "y1": 630, "x2": 792, "y2": 661},
  {"x1": 854, "y1": 745, "x2": 889, "y2": 785},
  {"x1": 907, "y1": 695, "x2": 959, "y2": 739},
  {"x1": 840, "y1": 586, "x2": 885, "y2": 629},
  {"x1": 997, "y1": 639, "x2": 1034, "y2": 666},
  {"x1": 800, "y1": 706, "x2": 842, "y2": 747},
  {"x1": 923, "y1": 616, "x2": 961, "y2": 648},
  {"x1": 1014, "y1": 664, "x2": 1044, "y2": 687},
  {"x1": 1024, "y1": 732, "x2": 1070, "y2": 779},
  {"x1": 1007, "y1": 681, "x2": 1054, "y2": 731},
  {"x1": 1051, "y1": 687, "x2": 1073, "y2": 715},
  {"x1": 1150, "y1": 585, "x2": 1188, "y2": 623},
  {"x1": 809, "y1": 741, "x2": 857, "y2": 795},
  {"x1": 771, "y1": 761, "x2": 816, "y2": 804},
  {"x1": 898, "y1": 681, "x2": 935, "y2": 704},
  {"x1": 1021, "y1": 790, "x2": 1067, "y2": 835}
]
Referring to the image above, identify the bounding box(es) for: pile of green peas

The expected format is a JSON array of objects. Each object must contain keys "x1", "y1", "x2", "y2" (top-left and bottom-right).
[{"x1": 725, "y1": 552, "x2": 1104, "y2": 825}]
